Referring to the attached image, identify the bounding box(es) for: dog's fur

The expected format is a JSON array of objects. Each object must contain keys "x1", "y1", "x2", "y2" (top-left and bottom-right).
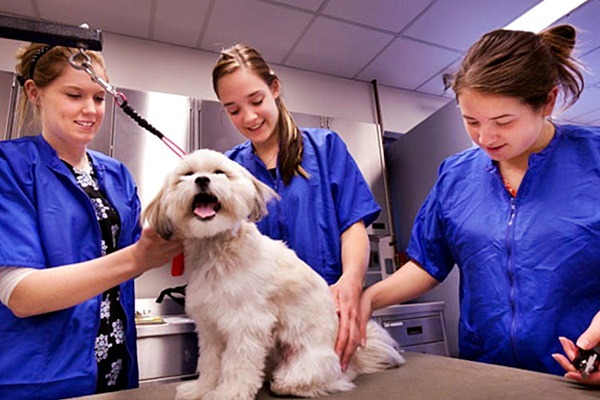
[{"x1": 144, "y1": 149, "x2": 404, "y2": 400}]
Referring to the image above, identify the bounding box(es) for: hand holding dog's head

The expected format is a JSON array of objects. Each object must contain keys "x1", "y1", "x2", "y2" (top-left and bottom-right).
[{"x1": 143, "y1": 149, "x2": 278, "y2": 240}]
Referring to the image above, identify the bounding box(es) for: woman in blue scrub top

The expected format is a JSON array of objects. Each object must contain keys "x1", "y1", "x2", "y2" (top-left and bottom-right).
[
  {"x1": 0, "y1": 43, "x2": 183, "y2": 399},
  {"x1": 359, "y1": 25, "x2": 600, "y2": 386},
  {"x1": 212, "y1": 43, "x2": 381, "y2": 371}
]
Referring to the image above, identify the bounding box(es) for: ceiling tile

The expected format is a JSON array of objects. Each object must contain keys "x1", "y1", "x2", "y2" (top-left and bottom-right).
[
  {"x1": 554, "y1": 85, "x2": 600, "y2": 122},
  {"x1": 286, "y1": 16, "x2": 392, "y2": 78},
  {"x1": 1, "y1": 0, "x2": 599, "y2": 128},
  {"x1": 153, "y1": 0, "x2": 210, "y2": 48},
  {"x1": 581, "y1": 47, "x2": 600, "y2": 86},
  {"x1": 322, "y1": 0, "x2": 432, "y2": 33},
  {"x1": 357, "y1": 37, "x2": 460, "y2": 90},
  {"x1": 36, "y1": 0, "x2": 153, "y2": 38},
  {"x1": 201, "y1": 0, "x2": 312, "y2": 62},
  {"x1": 403, "y1": 0, "x2": 541, "y2": 51},
  {"x1": 268, "y1": 0, "x2": 325, "y2": 12},
  {"x1": 586, "y1": 112, "x2": 600, "y2": 125},
  {"x1": 416, "y1": 58, "x2": 462, "y2": 96},
  {"x1": 0, "y1": 1, "x2": 37, "y2": 17}
]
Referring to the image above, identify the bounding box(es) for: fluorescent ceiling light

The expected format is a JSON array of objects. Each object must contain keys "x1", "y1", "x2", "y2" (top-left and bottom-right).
[{"x1": 504, "y1": 0, "x2": 589, "y2": 32}]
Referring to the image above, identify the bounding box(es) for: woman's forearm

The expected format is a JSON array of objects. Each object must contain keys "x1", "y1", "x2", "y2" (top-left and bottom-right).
[
  {"x1": 8, "y1": 246, "x2": 141, "y2": 317},
  {"x1": 365, "y1": 260, "x2": 439, "y2": 311}
]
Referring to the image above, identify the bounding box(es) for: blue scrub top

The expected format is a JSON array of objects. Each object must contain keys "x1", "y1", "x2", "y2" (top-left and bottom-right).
[
  {"x1": 408, "y1": 124, "x2": 600, "y2": 375},
  {"x1": 0, "y1": 135, "x2": 141, "y2": 399},
  {"x1": 227, "y1": 128, "x2": 381, "y2": 285}
]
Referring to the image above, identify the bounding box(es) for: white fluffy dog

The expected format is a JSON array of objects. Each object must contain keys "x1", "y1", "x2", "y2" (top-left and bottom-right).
[{"x1": 144, "y1": 149, "x2": 404, "y2": 400}]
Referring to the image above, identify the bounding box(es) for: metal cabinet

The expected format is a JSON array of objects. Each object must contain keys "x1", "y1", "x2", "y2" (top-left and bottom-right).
[
  {"x1": 0, "y1": 71, "x2": 17, "y2": 141},
  {"x1": 372, "y1": 301, "x2": 449, "y2": 356},
  {"x1": 198, "y1": 99, "x2": 245, "y2": 152},
  {"x1": 110, "y1": 87, "x2": 193, "y2": 206},
  {"x1": 135, "y1": 298, "x2": 198, "y2": 385},
  {"x1": 106, "y1": 87, "x2": 195, "y2": 299},
  {"x1": 137, "y1": 323, "x2": 198, "y2": 385}
]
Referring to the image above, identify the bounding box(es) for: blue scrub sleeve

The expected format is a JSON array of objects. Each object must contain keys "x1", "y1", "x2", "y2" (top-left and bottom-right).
[
  {"x1": 406, "y1": 184, "x2": 455, "y2": 282},
  {"x1": 0, "y1": 155, "x2": 45, "y2": 268},
  {"x1": 326, "y1": 132, "x2": 381, "y2": 232}
]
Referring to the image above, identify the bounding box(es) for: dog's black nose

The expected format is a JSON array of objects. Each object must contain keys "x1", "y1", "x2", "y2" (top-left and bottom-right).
[{"x1": 195, "y1": 176, "x2": 210, "y2": 190}]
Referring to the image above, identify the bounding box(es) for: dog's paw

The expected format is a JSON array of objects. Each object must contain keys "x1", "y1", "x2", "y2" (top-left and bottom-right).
[{"x1": 175, "y1": 380, "x2": 206, "y2": 400}]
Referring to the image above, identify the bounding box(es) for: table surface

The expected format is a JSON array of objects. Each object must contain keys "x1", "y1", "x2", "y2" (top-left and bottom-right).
[{"x1": 72, "y1": 351, "x2": 600, "y2": 400}]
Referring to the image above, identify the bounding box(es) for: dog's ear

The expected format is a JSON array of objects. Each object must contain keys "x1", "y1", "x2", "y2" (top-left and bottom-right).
[
  {"x1": 248, "y1": 174, "x2": 279, "y2": 222},
  {"x1": 143, "y1": 187, "x2": 175, "y2": 239}
]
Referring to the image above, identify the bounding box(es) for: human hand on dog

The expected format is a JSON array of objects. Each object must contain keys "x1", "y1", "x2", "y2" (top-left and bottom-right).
[
  {"x1": 553, "y1": 311, "x2": 600, "y2": 386},
  {"x1": 131, "y1": 226, "x2": 184, "y2": 274},
  {"x1": 330, "y1": 275, "x2": 363, "y2": 372}
]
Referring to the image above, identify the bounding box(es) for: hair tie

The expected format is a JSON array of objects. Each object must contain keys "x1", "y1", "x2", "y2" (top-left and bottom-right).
[
  {"x1": 16, "y1": 75, "x2": 27, "y2": 87},
  {"x1": 28, "y1": 45, "x2": 54, "y2": 81}
]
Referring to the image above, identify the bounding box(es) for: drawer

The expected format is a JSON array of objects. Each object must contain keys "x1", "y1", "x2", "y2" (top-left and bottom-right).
[
  {"x1": 378, "y1": 316, "x2": 445, "y2": 347},
  {"x1": 137, "y1": 332, "x2": 198, "y2": 382},
  {"x1": 402, "y1": 341, "x2": 449, "y2": 356}
]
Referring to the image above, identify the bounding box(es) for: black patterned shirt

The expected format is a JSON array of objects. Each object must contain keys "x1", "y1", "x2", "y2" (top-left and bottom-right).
[{"x1": 64, "y1": 156, "x2": 129, "y2": 393}]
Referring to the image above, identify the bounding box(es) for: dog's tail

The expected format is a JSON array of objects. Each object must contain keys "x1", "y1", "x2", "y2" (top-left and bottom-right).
[{"x1": 345, "y1": 320, "x2": 405, "y2": 380}]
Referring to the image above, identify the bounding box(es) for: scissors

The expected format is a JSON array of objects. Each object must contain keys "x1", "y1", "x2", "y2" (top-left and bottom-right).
[{"x1": 572, "y1": 345, "x2": 600, "y2": 378}]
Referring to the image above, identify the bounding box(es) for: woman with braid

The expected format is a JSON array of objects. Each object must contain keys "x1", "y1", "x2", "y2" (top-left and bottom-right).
[{"x1": 212, "y1": 43, "x2": 380, "y2": 371}]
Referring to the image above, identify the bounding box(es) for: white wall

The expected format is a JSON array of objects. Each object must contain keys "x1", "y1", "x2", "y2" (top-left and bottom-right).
[{"x1": 0, "y1": 34, "x2": 448, "y2": 134}]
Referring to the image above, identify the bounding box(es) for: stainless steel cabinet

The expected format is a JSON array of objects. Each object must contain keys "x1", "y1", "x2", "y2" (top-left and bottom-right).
[
  {"x1": 0, "y1": 71, "x2": 17, "y2": 141},
  {"x1": 107, "y1": 87, "x2": 195, "y2": 299},
  {"x1": 372, "y1": 301, "x2": 449, "y2": 356},
  {"x1": 198, "y1": 99, "x2": 245, "y2": 152},
  {"x1": 135, "y1": 298, "x2": 197, "y2": 385},
  {"x1": 109, "y1": 87, "x2": 193, "y2": 206}
]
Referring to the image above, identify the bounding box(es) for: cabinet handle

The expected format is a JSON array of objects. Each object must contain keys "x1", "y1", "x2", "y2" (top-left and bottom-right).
[
  {"x1": 383, "y1": 321, "x2": 404, "y2": 328},
  {"x1": 407, "y1": 326, "x2": 423, "y2": 335}
]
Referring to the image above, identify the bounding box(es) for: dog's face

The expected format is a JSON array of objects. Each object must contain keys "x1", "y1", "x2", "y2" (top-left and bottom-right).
[{"x1": 144, "y1": 149, "x2": 277, "y2": 239}]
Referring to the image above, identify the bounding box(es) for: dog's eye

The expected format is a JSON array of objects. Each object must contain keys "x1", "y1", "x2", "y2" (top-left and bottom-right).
[
  {"x1": 183, "y1": 171, "x2": 194, "y2": 176},
  {"x1": 214, "y1": 170, "x2": 225, "y2": 175}
]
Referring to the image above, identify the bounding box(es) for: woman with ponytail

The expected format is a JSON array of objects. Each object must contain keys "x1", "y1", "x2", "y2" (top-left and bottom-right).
[
  {"x1": 0, "y1": 43, "x2": 183, "y2": 399},
  {"x1": 212, "y1": 44, "x2": 381, "y2": 371},
  {"x1": 359, "y1": 24, "x2": 600, "y2": 385}
]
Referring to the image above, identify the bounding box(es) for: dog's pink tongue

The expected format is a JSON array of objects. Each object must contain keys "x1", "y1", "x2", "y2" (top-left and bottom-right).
[{"x1": 194, "y1": 203, "x2": 217, "y2": 219}]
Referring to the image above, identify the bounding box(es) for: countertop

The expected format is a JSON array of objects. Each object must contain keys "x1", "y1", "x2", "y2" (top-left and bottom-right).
[
  {"x1": 72, "y1": 351, "x2": 599, "y2": 399},
  {"x1": 136, "y1": 315, "x2": 196, "y2": 338}
]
